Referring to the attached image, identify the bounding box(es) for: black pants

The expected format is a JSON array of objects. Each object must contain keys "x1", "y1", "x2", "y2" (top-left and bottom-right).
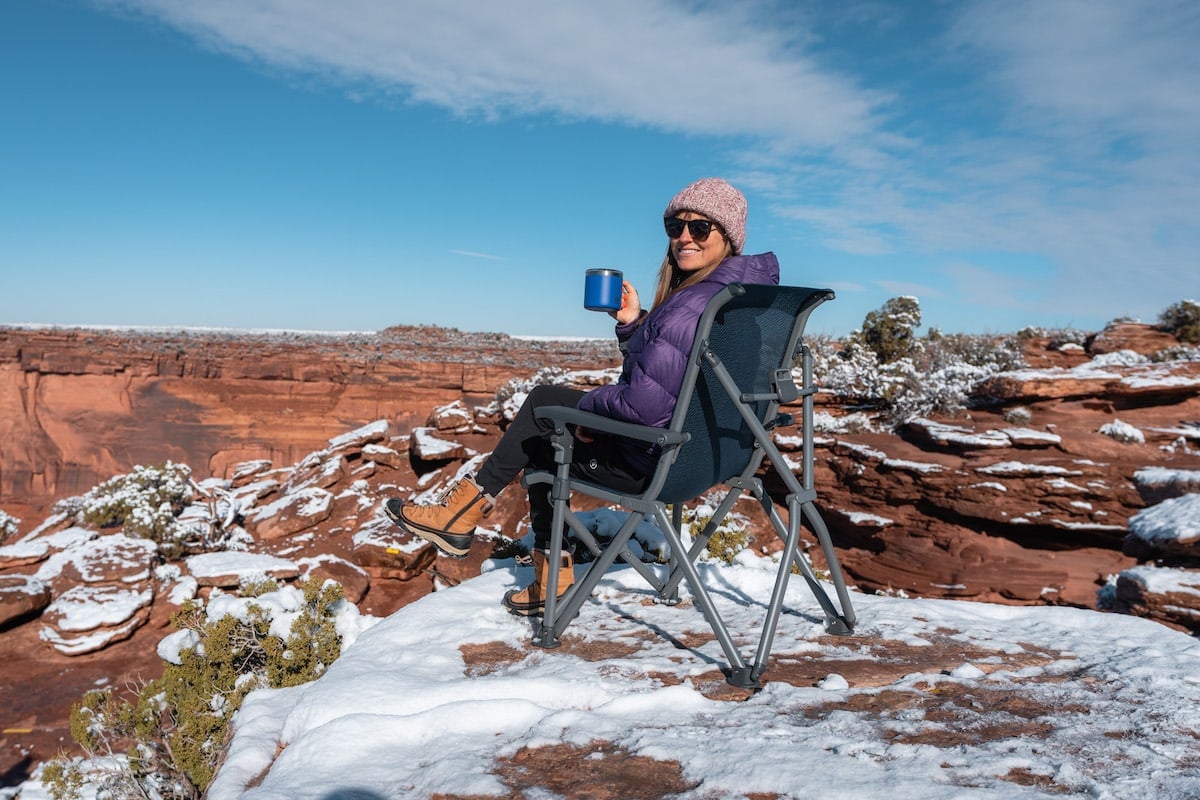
[{"x1": 474, "y1": 384, "x2": 650, "y2": 549}]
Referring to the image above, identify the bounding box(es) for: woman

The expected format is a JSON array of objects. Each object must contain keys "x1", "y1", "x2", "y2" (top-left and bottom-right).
[{"x1": 385, "y1": 177, "x2": 779, "y2": 614}]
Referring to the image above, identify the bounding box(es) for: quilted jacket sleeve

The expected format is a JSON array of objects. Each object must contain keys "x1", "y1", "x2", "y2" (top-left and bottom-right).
[{"x1": 577, "y1": 302, "x2": 696, "y2": 429}]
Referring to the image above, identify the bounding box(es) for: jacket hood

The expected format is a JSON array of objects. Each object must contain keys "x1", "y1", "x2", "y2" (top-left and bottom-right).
[{"x1": 702, "y1": 251, "x2": 780, "y2": 288}]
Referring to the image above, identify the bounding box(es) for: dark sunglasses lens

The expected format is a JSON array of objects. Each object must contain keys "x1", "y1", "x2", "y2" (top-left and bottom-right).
[{"x1": 664, "y1": 217, "x2": 715, "y2": 240}]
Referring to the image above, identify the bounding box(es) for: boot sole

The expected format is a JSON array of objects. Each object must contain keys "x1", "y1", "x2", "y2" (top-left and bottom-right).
[
  {"x1": 502, "y1": 589, "x2": 573, "y2": 617},
  {"x1": 505, "y1": 603, "x2": 542, "y2": 617},
  {"x1": 384, "y1": 502, "x2": 474, "y2": 559}
]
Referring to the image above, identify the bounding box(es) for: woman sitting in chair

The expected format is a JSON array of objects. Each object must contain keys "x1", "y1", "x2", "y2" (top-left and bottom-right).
[{"x1": 386, "y1": 177, "x2": 779, "y2": 615}]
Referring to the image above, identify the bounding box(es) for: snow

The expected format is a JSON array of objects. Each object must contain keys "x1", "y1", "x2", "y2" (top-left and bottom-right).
[
  {"x1": 881, "y1": 457, "x2": 944, "y2": 474},
  {"x1": 1000, "y1": 427, "x2": 1062, "y2": 445},
  {"x1": 183, "y1": 559, "x2": 1200, "y2": 800},
  {"x1": 910, "y1": 418, "x2": 1011, "y2": 448},
  {"x1": 185, "y1": 551, "x2": 299, "y2": 581},
  {"x1": 9, "y1": 453, "x2": 1200, "y2": 796},
  {"x1": 995, "y1": 357, "x2": 1200, "y2": 392},
  {"x1": 976, "y1": 461, "x2": 1082, "y2": 477},
  {"x1": 1134, "y1": 466, "x2": 1200, "y2": 492},
  {"x1": 16, "y1": 529, "x2": 1200, "y2": 797},
  {"x1": 42, "y1": 584, "x2": 153, "y2": 632},
  {"x1": 1099, "y1": 419, "x2": 1145, "y2": 444},
  {"x1": 327, "y1": 419, "x2": 388, "y2": 450},
  {"x1": 412, "y1": 426, "x2": 469, "y2": 458},
  {"x1": 841, "y1": 510, "x2": 894, "y2": 527},
  {"x1": 1128, "y1": 493, "x2": 1200, "y2": 546},
  {"x1": 1120, "y1": 564, "x2": 1200, "y2": 600},
  {"x1": 250, "y1": 487, "x2": 333, "y2": 524},
  {"x1": 0, "y1": 526, "x2": 93, "y2": 562}
]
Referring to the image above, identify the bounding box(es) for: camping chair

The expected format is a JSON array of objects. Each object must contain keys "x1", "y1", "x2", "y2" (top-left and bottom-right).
[{"x1": 523, "y1": 283, "x2": 856, "y2": 689}]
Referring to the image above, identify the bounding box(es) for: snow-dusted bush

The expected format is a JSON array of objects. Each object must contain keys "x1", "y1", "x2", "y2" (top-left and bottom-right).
[
  {"x1": 812, "y1": 410, "x2": 876, "y2": 435},
  {"x1": 885, "y1": 360, "x2": 998, "y2": 424},
  {"x1": 1159, "y1": 298, "x2": 1200, "y2": 344},
  {"x1": 79, "y1": 462, "x2": 195, "y2": 558},
  {"x1": 1099, "y1": 419, "x2": 1145, "y2": 444},
  {"x1": 43, "y1": 577, "x2": 351, "y2": 800},
  {"x1": 1152, "y1": 345, "x2": 1200, "y2": 363},
  {"x1": 1091, "y1": 349, "x2": 1149, "y2": 367},
  {"x1": 492, "y1": 366, "x2": 573, "y2": 422},
  {"x1": 814, "y1": 300, "x2": 1025, "y2": 426},
  {"x1": 812, "y1": 338, "x2": 905, "y2": 405},
  {"x1": 0, "y1": 509, "x2": 18, "y2": 545}
]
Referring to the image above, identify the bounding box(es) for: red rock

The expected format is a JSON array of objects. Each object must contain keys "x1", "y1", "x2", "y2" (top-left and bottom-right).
[
  {"x1": 410, "y1": 427, "x2": 473, "y2": 462},
  {"x1": 1111, "y1": 565, "x2": 1200, "y2": 633},
  {"x1": 251, "y1": 488, "x2": 335, "y2": 540},
  {"x1": 429, "y1": 401, "x2": 474, "y2": 431},
  {"x1": 1087, "y1": 322, "x2": 1182, "y2": 356},
  {"x1": 0, "y1": 574, "x2": 52, "y2": 628},
  {"x1": 0, "y1": 325, "x2": 618, "y2": 523},
  {"x1": 303, "y1": 556, "x2": 371, "y2": 604}
]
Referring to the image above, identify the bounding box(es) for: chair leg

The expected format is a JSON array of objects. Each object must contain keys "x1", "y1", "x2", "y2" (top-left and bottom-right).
[
  {"x1": 649, "y1": 505, "x2": 754, "y2": 687},
  {"x1": 800, "y1": 501, "x2": 857, "y2": 633}
]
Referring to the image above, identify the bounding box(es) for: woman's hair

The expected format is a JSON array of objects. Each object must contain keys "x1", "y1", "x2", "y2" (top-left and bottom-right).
[{"x1": 648, "y1": 222, "x2": 733, "y2": 310}]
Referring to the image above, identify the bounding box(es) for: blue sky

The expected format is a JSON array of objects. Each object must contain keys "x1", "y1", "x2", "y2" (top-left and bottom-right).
[{"x1": 2, "y1": 0, "x2": 1197, "y2": 339}]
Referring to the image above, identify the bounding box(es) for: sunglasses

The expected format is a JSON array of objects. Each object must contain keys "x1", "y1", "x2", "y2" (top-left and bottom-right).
[{"x1": 664, "y1": 217, "x2": 720, "y2": 241}]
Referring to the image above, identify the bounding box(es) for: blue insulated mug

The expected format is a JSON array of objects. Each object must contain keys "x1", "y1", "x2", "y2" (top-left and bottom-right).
[{"x1": 584, "y1": 268, "x2": 623, "y2": 311}]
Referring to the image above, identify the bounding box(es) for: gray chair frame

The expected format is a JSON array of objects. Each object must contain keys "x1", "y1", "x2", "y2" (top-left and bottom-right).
[{"x1": 523, "y1": 283, "x2": 856, "y2": 688}]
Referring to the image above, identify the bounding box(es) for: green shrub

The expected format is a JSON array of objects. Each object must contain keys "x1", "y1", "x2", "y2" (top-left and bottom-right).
[
  {"x1": 1159, "y1": 299, "x2": 1200, "y2": 344},
  {"x1": 683, "y1": 505, "x2": 750, "y2": 565},
  {"x1": 45, "y1": 577, "x2": 346, "y2": 800},
  {"x1": 849, "y1": 296, "x2": 922, "y2": 364}
]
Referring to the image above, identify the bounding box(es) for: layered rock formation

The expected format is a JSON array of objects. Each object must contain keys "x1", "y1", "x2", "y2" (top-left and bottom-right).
[
  {"x1": 1, "y1": 320, "x2": 1199, "y2": 784},
  {"x1": 0, "y1": 325, "x2": 620, "y2": 523}
]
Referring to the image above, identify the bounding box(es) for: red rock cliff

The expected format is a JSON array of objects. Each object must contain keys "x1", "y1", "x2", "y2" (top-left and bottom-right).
[{"x1": 0, "y1": 325, "x2": 620, "y2": 522}]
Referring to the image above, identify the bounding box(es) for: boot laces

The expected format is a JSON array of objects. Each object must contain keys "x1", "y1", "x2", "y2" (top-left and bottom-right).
[{"x1": 441, "y1": 479, "x2": 475, "y2": 506}]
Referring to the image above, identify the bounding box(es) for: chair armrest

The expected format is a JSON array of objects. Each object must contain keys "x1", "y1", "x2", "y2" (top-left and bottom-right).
[{"x1": 535, "y1": 405, "x2": 688, "y2": 448}]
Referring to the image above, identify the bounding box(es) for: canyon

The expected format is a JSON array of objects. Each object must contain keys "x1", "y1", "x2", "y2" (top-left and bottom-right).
[{"x1": 1, "y1": 320, "x2": 1198, "y2": 788}]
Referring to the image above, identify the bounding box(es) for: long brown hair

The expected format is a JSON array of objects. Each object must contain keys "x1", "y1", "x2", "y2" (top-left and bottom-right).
[{"x1": 648, "y1": 226, "x2": 734, "y2": 311}]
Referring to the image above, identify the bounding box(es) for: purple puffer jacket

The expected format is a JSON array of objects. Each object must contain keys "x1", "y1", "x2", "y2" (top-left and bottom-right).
[{"x1": 578, "y1": 252, "x2": 780, "y2": 469}]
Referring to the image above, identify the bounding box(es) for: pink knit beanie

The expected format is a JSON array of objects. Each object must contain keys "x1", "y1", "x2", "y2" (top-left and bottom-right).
[{"x1": 664, "y1": 177, "x2": 748, "y2": 254}]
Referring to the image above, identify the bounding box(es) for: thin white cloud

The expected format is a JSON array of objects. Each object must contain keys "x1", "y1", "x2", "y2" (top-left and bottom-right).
[
  {"x1": 765, "y1": 1, "x2": 1200, "y2": 327},
  {"x1": 99, "y1": 0, "x2": 1200, "y2": 330},
  {"x1": 450, "y1": 249, "x2": 504, "y2": 261},
  {"x1": 950, "y1": 0, "x2": 1200, "y2": 140},
  {"x1": 104, "y1": 0, "x2": 883, "y2": 148}
]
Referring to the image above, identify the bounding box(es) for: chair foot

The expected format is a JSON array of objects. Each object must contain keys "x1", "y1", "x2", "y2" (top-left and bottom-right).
[
  {"x1": 532, "y1": 625, "x2": 562, "y2": 649},
  {"x1": 824, "y1": 617, "x2": 854, "y2": 636},
  {"x1": 725, "y1": 666, "x2": 760, "y2": 690}
]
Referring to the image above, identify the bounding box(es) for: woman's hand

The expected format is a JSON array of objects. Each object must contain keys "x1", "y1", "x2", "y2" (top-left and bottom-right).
[
  {"x1": 610, "y1": 280, "x2": 641, "y2": 325},
  {"x1": 574, "y1": 427, "x2": 596, "y2": 444}
]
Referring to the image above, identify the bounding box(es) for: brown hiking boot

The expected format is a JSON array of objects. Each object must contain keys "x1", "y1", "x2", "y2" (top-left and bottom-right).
[
  {"x1": 503, "y1": 548, "x2": 575, "y2": 616},
  {"x1": 384, "y1": 477, "x2": 488, "y2": 558}
]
